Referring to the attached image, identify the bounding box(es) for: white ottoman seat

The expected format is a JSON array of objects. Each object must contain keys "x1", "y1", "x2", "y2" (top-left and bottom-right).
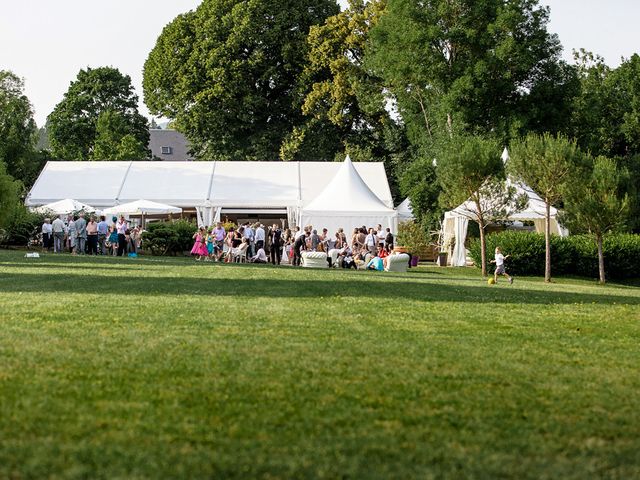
[
  {"x1": 385, "y1": 253, "x2": 410, "y2": 272},
  {"x1": 301, "y1": 251, "x2": 328, "y2": 268}
]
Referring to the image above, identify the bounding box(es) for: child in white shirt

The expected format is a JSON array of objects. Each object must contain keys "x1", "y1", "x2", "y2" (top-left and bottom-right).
[{"x1": 491, "y1": 247, "x2": 513, "y2": 284}]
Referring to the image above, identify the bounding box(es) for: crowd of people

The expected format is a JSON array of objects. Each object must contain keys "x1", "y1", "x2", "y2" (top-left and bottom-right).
[
  {"x1": 41, "y1": 214, "x2": 142, "y2": 256},
  {"x1": 190, "y1": 222, "x2": 396, "y2": 269}
]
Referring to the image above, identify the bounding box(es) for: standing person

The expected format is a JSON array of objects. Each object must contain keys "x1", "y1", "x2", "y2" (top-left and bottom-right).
[
  {"x1": 108, "y1": 226, "x2": 119, "y2": 256},
  {"x1": 255, "y1": 223, "x2": 266, "y2": 252},
  {"x1": 293, "y1": 225, "x2": 303, "y2": 240},
  {"x1": 52, "y1": 216, "x2": 65, "y2": 253},
  {"x1": 243, "y1": 222, "x2": 255, "y2": 257},
  {"x1": 41, "y1": 218, "x2": 53, "y2": 252},
  {"x1": 75, "y1": 212, "x2": 87, "y2": 255},
  {"x1": 269, "y1": 223, "x2": 282, "y2": 265},
  {"x1": 310, "y1": 229, "x2": 320, "y2": 251},
  {"x1": 384, "y1": 228, "x2": 394, "y2": 251},
  {"x1": 86, "y1": 216, "x2": 98, "y2": 255},
  {"x1": 212, "y1": 222, "x2": 226, "y2": 261},
  {"x1": 66, "y1": 215, "x2": 77, "y2": 254},
  {"x1": 97, "y1": 216, "x2": 109, "y2": 255},
  {"x1": 365, "y1": 227, "x2": 377, "y2": 254},
  {"x1": 490, "y1": 247, "x2": 514, "y2": 284},
  {"x1": 191, "y1": 227, "x2": 208, "y2": 261},
  {"x1": 376, "y1": 224, "x2": 386, "y2": 249},
  {"x1": 116, "y1": 215, "x2": 128, "y2": 257}
]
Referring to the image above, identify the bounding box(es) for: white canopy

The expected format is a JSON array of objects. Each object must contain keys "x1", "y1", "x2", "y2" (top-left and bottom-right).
[
  {"x1": 26, "y1": 160, "x2": 394, "y2": 228},
  {"x1": 33, "y1": 198, "x2": 97, "y2": 215},
  {"x1": 300, "y1": 156, "x2": 398, "y2": 237},
  {"x1": 397, "y1": 198, "x2": 415, "y2": 222},
  {"x1": 102, "y1": 199, "x2": 182, "y2": 216}
]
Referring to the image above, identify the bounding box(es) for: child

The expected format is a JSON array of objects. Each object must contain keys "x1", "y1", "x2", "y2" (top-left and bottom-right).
[
  {"x1": 191, "y1": 227, "x2": 209, "y2": 261},
  {"x1": 491, "y1": 247, "x2": 513, "y2": 284},
  {"x1": 108, "y1": 226, "x2": 119, "y2": 256}
]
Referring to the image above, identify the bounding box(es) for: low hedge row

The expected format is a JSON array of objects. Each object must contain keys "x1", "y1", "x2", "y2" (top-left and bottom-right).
[
  {"x1": 141, "y1": 220, "x2": 197, "y2": 256},
  {"x1": 468, "y1": 231, "x2": 640, "y2": 280}
]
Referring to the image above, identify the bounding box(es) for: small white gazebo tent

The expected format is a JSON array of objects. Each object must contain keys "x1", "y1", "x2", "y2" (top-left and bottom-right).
[
  {"x1": 300, "y1": 156, "x2": 398, "y2": 238},
  {"x1": 33, "y1": 198, "x2": 97, "y2": 215},
  {"x1": 397, "y1": 198, "x2": 415, "y2": 222},
  {"x1": 443, "y1": 181, "x2": 568, "y2": 267},
  {"x1": 102, "y1": 200, "x2": 182, "y2": 227}
]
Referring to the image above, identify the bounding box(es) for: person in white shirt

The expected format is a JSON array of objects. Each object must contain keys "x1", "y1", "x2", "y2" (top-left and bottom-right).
[
  {"x1": 250, "y1": 247, "x2": 268, "y2": 264},
  {"x1": 116, "y1": 216, "x2": 128, "y2": 257},
  {"x1": 376, "y1": 224, "x2": 386, "y2": 248},
  {"x1": 365, "y1": 227, "x2": 377, "y2": 254},
  {"x1": 255, "y1": 224, "x2": 266, "y2": 251},
  {"x1": 51, "y1": 216, "x2": 65, "y2": 253},
  {"x1": 294, "y1": 226, "x2": 303, "y2": 240},
  {"x1": 41, "y1": 218, "x2": 53, "y2": 251},
  {"x1": 490, "y1": 247, "x2": 513, "y2": 284},
  {"x1": 243, "y1": 222, "x2": 255, "y2": 256}
]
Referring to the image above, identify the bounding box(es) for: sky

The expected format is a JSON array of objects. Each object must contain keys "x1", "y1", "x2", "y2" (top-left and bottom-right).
[{"x1": 1, "y1": 0, "x2": 639, "y2": 127}]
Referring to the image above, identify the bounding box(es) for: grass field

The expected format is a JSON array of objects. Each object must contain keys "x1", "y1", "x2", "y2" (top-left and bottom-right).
[{"x1": 0, "y1": 249, "x2": 639, "y2": 479}]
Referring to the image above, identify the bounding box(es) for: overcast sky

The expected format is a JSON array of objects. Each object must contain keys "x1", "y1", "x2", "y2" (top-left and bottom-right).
[{"x1": 1, "y1": 0, "x2": 638, "y2": 127}]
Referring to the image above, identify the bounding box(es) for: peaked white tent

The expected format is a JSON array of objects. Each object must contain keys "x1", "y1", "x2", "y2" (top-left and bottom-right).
[
  {"x1": 102, "y1": 200, "x2": 182, "y2": 216},
  {"x1": 299, "y1": 156, "x2": 398, "y2": 237},
  {"x1": 33, "y1": 198, "x2": 97, "y2": 215},
  {"x1": 397, "y1": 198, "x2": 415, "y2": 222},
  {"x1": 443, "y1": 148, "x2": 568, "y2": 267}
]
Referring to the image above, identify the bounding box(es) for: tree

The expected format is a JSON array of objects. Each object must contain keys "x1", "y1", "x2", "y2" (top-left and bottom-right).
[
  {"x1": 143, "y1": 0, "x2": 339, "y2": 161},
  {"x1": 563, "y1": 156, "x2": 630, "y2": 284},
  {"x1": 47, "y1": 67, "x2": 149, "y2": 160},
  {"x1": 0, "y1": 70, "x2": 39, "y2": 185},
  {"x1": 366, "y1": 0, "x2": 572, "y2": 142},
  {"x1": 0, "y1": 160, "x2": 20, "y2": 228},
  {"x1": 509, "y1": 133, "x2": 584, "y2": 282},
  {"x1": 92, "y1": 110, "x2": 149, "y2": 160},
  {"x1": 437, "y1": 135, "x2": 525, "y2": 276}
]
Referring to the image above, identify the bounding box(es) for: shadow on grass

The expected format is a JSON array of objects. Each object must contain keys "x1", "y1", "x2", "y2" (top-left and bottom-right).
[{"x1": 0, "y1": 270, "x2": 637, "y2": 306}]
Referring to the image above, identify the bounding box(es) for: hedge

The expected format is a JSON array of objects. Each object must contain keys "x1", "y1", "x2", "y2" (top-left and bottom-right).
[
  {"x1": 141, "y1": 219, "x2": 197, "y2": 256},
  {"x1": 468, "y1": 231, "x2": 640, "y2": 280}
]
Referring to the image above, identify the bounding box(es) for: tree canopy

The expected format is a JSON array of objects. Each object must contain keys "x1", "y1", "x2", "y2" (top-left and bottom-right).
[
  {"x1": 143, "y1": 0, "x2": 340, "y2": 161},
  {"x1": 47, "y1": 67, "x2": 149, "y2": 161},
  {"x1": 0, "y1": 70, "x2": 41, "y2": 186}
]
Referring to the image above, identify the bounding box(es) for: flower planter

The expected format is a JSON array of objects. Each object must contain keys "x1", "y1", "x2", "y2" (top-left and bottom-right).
[
  {"x1": 410, "y1": 255, "x2": 420, "y2": 267},
  {"x1": 436, "y1": 252, "x2": 448, "y2": 267}
]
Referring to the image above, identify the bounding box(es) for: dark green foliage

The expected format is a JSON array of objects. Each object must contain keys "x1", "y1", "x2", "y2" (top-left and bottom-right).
[
  {"x1": 469, "y1": 231, "x2": 640, "y2": 279},
  {"x1": 0, "y1": 71, "x2": 41, "y2": 186},
  {"x1": 142, "y1": 220, "x2": 197, "y2": 256},
  {"x1": 0, "y1": 161, "x2": 21, "y2": 229},
  {"x1": 47, "y1": 67, "x2": 149, "y2": 160},
  {"x1": 0, "y1": 205, "x2": 47, "y2": 246},
  {"x1": 143, "y1": 0, "x2": 339, "y2": 160}
]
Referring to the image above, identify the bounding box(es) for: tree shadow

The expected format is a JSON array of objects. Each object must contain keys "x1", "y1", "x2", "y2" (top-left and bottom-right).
[{"x1": 0, "y1": 271, "x2": 637, "y2": 306}]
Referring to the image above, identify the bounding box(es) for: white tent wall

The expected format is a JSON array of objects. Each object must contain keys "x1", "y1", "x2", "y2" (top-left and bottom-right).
[{"x1": 26, "y1": 161, "x2": 396, "y2": 231}]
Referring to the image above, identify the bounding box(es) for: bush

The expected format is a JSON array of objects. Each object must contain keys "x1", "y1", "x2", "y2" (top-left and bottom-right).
[
  {"x1": 0, "y1": 204, "x2": 47, "y2": 247},
  {"x1": 142, "y1": 219, "x2": 197, "y2": 256},
  {"x1": 468, "y1": 231, "x2": 640, "y2": 280}
]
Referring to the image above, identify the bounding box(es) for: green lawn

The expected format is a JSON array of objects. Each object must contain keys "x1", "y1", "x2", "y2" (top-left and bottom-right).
[{"x1": 0, "y1": 249, "x2": 639, "y2": 479}]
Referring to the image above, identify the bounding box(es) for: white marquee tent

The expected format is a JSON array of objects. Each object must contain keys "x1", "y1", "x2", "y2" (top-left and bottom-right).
[
  {"x1": 396, "y1": 198, "x2": 415, "y2": 222},
  {"x1": 102, "y1": 200, "x2": 183, "y2": 216},
  {"x1": 26, "y1": 160, "x2": 395, "y2": 229},
  {"x1": 299, "y1": 156, "x2": 398, "y2": 235},
  {"x1": 33, "y1": 198, "x2": 97, "y2": 215},
  {"x1": 442, "y1": 148, "x2": 569, "y2": 267}
]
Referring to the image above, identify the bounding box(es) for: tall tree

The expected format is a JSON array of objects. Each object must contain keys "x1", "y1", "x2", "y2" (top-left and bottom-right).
[
  {"x1": 92, "y1": 110, "x2": 149, "y2": 160},
  {"x1": 47, "y1": 67, "x2": 149, "y2": 160},
  {"x1": 143, "y1": 0, "x2": 339, "y2": 161},
  {"x1": 437, "y1": 135, "x2": 525, "y2": 276},
  {"x1": 0, "y1": 160, "x2": 21, "y2": 228},
  {"x1": 509, "y1": 133, "x2": 584, "y2": 283},
  {"x1": 366, "y1": 0, "x2": 572, "y2": 142},
  {"x1": 563, "y1": 156, "x2": 630, "y2": 284},
  {"x1": 0, "y1": 70, "x2": 40, "y2": 185}
]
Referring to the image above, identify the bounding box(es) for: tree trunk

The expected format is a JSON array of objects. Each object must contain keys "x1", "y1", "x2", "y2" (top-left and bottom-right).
[
  {"x1": 479, "y1": 221, "x2": 487, "y2": 277},
  {"x1": 597, "y1": 234, "x2": 605, "y2": 284},
  {"x1": 545, "y1": 201, "x2": 551, "y2": 283}
]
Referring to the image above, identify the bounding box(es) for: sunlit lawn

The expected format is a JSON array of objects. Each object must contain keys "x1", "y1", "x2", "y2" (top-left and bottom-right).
[{"x1": 0, "y1": 249, "x2": 638, "y2": 479}]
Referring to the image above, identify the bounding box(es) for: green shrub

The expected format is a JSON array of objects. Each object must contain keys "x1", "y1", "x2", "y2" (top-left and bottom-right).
[
  {"x1": 0, "y1": 204, "x2": 47, "y2": 247},
  {"x1": 469, "y1": 231, "x2": 640, "y2": 279},
  {"x1": 142, "y1": 219, "x2": 197, "y2": 256}
]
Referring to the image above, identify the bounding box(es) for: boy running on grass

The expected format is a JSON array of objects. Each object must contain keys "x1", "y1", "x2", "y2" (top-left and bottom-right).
[{"x1": 491, "y1": 247, "x2": 513, "y2": 284}]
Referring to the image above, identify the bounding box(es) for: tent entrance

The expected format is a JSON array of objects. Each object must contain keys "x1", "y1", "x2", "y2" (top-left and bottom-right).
[{"x1": 220, "y1": 208, "x2": 289, "y2": 228}]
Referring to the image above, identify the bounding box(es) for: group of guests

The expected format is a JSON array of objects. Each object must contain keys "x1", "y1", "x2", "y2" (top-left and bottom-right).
[
  {"x1": 41, "y1": 214, "x2": 141, "y2": 256},
  {"x1": 190, "y1": 221, "x2": 395, "y2": 269}
]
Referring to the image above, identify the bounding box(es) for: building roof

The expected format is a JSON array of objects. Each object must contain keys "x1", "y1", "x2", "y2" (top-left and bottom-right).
[{"x1": 148, "y1": 129, "x2": 194, "y2": 161}]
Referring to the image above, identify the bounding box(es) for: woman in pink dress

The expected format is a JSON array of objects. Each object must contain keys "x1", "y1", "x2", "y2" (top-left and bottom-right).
[{"x1": 191, "y1": 227, "x2": 209, "y2": 261}]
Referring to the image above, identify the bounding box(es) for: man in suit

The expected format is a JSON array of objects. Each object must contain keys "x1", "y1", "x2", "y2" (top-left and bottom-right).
[{"x1": 269, "y1": 224, "x2": 282, "y2": 265}]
